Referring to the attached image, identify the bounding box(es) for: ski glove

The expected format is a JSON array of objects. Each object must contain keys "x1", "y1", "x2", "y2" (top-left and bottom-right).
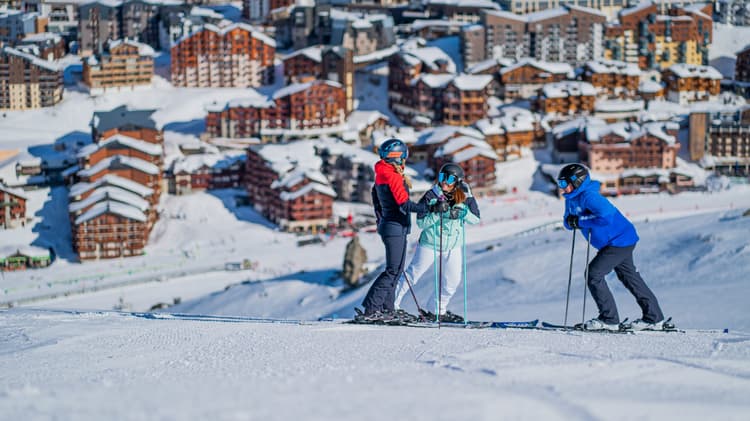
[
  {"x1": 459, "y1": 181, "x2": 472, "y2": 197},
  {"x1": 449, "y1": 206, "x2": 467, "y2": 220},
  {"x1": 566, "y1": 215, "x2": 580, "y2": 229},
  {"x1": 430, "y1": 200, "x2": 450, "y2": 213}
]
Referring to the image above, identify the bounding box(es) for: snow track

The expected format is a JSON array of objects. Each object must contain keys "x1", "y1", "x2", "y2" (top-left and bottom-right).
[{"x1": 2, "y1": 308, "x2": 749, "y2": 420}]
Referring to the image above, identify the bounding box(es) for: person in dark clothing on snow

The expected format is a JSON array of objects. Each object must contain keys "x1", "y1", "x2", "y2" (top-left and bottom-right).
[
  {"x1": 360, "y1": 138, "x2": 432, "y2": 321},
  {"x1": 558, "y1": 163, "x2": 665, "y2": 331}
]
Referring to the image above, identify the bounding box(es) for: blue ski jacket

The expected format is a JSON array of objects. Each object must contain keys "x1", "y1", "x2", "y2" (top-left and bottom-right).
[{"x1": 562, "y1": 177, "x2": 639, "y2": 249}]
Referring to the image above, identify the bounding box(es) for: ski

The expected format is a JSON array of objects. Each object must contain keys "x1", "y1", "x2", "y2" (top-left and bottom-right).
[
  {"x1": 540, "y1": 321, "x2": 633, "y2": 334},
  {"x1": 620, "y1": 317, "x2": 684, "y2": 333}
]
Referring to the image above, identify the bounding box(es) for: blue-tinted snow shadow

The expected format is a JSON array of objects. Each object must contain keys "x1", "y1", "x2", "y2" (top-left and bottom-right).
[
  {"x1": 163, "y1": 118, "x2": 205, "y2": 135},
  {"x1": 207, "y1": 188, "x2": 277, "y2": 229},
  {"x1": 31, "y1": 186, "x2": 77, "y2": 262}
]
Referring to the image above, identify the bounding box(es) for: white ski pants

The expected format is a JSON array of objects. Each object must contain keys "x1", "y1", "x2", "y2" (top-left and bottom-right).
[{"x1": 394, "y1": 243, "x2": 463, "y2": 315}]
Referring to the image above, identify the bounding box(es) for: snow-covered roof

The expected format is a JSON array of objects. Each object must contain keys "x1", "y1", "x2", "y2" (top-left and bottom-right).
[
  {"x1": 484, "y1": 9, "x2": 528, "y2": 21},
  {"x1": 75, "y1": 200, "x2": 148, "y2": 225},
  {"x1": 413, "y1": 73, "x2": 454, "y2": 89},
  {"x1": 585, "y1": 121, "x2": 642, "y2": 142},
  {"x1": 411, "y1": 19, "x2": 465, "y2": 31},
  {"x1": 271, "y1": 167, "x2": 329, "y2": 190},
  {"x1": 594, "y1": 99, "x2": 645, "y2": 113},
  {"x1": 475, "y1": 106, "x2": 537, "y2": 135},
  {"x1": 353, "y1": 45, "x2": 398, "y2": 65},
  {"x1": 585, "y1": 60, "x2": 641, "y2": 76},
  {"x1": 346, "y1": 110, "x2": 388, "y2": 132},
  {"x1": 0, "y1": 245, "x2": 50, "y2": 259},
  {"x1": 91, "y1": 105, "x2": 158, "y2": 132},
  {"x1": 68, "y1": 186, "x2": 150, "y2": 214},
  {"x1": 217, "y1": 94, "x2": 273, "y2": 111},
  {"x1": 172, "y1": 152, "x2": 244, "y2": 174},
  {"x1": 451, "y1": 74, "x2": 493, "y2": 91},
  {"x1": 564, "y1": 4, "x2": 608, "y2": 17},
  {"x1": 620, "y1": 1, "x2": 655, "y2": 17},
  {"x1": 585, "y1": 121, "x2": 676, "y2": 145},
  {"x1": 542, "y1": 81, "x2": 596, "y2": 98},
  {"x1": 279, "y1": 182, "x2": 336, "y2": 201},
  {"x1": 0, "y1": 183, "x2": 28, "y2": 200},
  {"x1": 401, "y1": 46, "x2": 457, "y2": 73},
  {"x1": 667, "y1": 64, "x2": 723, "y2": 80},
  {"x1": 0, "y1": 47, "x2": 59, "y2": 72},
  {"x1": 283, "y1": 45, "x2": 323, "y2": 63},
  {"x1": 70, "y1": 174, "x2": 154, "y2": 198},
  {"x1": 451, "y1": 146, "x2": 498, "y2": 163},
  {"x1": 272, "y1": 80, "x2": 342, "y2": 100},
  {"x1": 188, "y1": 6, "x2": 223, "y2": 20},
  {"x1": 639, "y1": 80, "x2": 664, "y2": 93},
  {"x1": 551, "y1": 116, "x2": 606, "y2": 138},
  {"x1": 175, "y1": 22, "x2": 275, "y2": 48},
  {"x1": 416, "y1": 126, "x2": 484, "y2": 146},
  {"x1": 77, "y1": 134, "x2": 163, "y2": 159},
  {"x1": 466, "y1": 58, "x2": 502, "y2": 75},
  {"x1": 435, "y1": 136, "x2": 493, "y2": 157},
  {"x1": 78, "y1": 155, "x2": 160, "y2": 178},
  {"x1": 108, "y1": 39, "x2": 156, "y2": 57},
  {"x1": 500, "y1": 58, "x2": 573, "y2": 77},
  {"x1": 426, "y1": 0, "x2": 500, "y2": 8},
  {"x1": 22, "y1": 32, "x2": 62, "y2": 43},
  {"x1": 526, "y1": 7, "x2": 569, "y2": 23},
  {"x1": 251, "y1": 140, "x2": 323, "y2": 176}
]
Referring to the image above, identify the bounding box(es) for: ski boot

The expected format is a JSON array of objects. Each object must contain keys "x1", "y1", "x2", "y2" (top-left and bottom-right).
[
  {"x1": 418, "y1": 309, "x2": 438, "y2": 322},
  {"x1": 439, "y1": 311, "x2": 464, "y2": 323},
  {"x1": 583, "y1": 318, "x2": 621, "y2": 332}
]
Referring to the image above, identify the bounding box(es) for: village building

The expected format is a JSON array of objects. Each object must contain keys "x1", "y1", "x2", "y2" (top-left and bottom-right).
[
  {"x1": 663, "y1": 63, "x2": 722, "y2": 104},
  {"x1": 0, "y1": 46, "x2": 63, "y2": 110},
  {"x1": 82, "y1": 39, "x2": 154, "y2": 94},
  {"x1": 171, "y1": 23, "x2": 275, "y2": 88}
]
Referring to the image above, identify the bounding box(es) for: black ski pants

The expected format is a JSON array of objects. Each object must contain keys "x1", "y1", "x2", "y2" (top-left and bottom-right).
[
  {"x1": 587, "y1": 244, "x2": 664, "y2": 324},
  {"x1": 362, "y1": 234, "x2": 408, "y2": 315}
]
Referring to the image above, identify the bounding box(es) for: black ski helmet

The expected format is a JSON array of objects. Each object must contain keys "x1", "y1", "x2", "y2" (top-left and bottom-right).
[
  {"x1": 438, "y1": 163, "x2": 464, "y2": 184},
  {"x1": 378, "y1": 138, "x2": 408, "y2": 163},
  {"x1": 557, "y1": 163, "x2": 589, "y2": 190}
]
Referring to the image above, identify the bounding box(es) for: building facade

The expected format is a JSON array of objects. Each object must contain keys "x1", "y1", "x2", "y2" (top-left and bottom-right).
[
  {"x1": 245, "y1": 144, "x2": 336, "y2": 232},
  {"x1": 82, "y1": 39, "x2": 154, "y2": 93},
  {"x1": 498, "y1": 59, "x2": 573, "y2": 100},
  {"x1": 663, "y1": 63, "x2": 722, "y2": 104},
  {"x1": 462, "y1": 5, "x2": 607, "y2": 67},
  {"x1": 538, "y1": 81, "x2": 597, "y2": 115},
  {"x1": 205, "y1": 80, "x2": 348, "y2": 140},
  {"x1": 604, "y1": 1, "x2": 712, "y2": 70},
  {"x1": 688, "y1": 108, "x2": 750, "y2": 176},
  {"x1": 0, "y1": 46, "x2": 62, "y2": 110},
  {"x1": 78, "y1": 1, "x2": 121, "y2": 56},
  {"x1": 171, "y1": 23, "x2": 275, "y2": 88},
  {"x1": 583, "y1": 59, "x2": 641, "y2": 97},
  {"x1": 0, "y1": 184, "x2": 27, "y2": 229}
]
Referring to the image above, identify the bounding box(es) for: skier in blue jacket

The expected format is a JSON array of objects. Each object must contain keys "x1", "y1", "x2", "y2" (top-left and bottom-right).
[{"x1": 558, "y1": 163, "x2": 665, "y2": 331}]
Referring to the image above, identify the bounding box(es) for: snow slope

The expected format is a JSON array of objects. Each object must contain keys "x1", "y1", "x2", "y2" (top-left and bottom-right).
[{"x1": 1, "y1": 308, "x2": 749, "y2": 420}]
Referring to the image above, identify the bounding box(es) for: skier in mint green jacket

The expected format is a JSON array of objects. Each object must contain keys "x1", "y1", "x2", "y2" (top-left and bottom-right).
[{"x1": 394, "y1": 163, "x2": 481, "y2": 322}]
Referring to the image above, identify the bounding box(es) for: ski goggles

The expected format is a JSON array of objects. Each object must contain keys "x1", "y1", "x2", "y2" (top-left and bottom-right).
[
  {"x1": 557, "y1": 175, "x2": 577, "y2": 189},
  {"x1": 438, "y1": 173, "x2": 457, "y2": 185}
]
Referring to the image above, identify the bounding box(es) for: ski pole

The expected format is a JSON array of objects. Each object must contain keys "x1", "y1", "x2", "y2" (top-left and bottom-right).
[
  {"x1": 564, "y1": 228, "x2": 577, "y2": 328},
  {"x1": 432, "y1": 218, "x2": 439, "y2": 322},
  {"x1": 462, "y1": 218, "x2": 467, "y2": 325},
  {"x1": 403, "y1": 272, "x2": 423, "y2": 315},
  {"x1": 438, "y1": 210, "x2": 444, "y2": 328},
  {"x1": 581, "y1": 230, "x2": 592, "y2": 326}
]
